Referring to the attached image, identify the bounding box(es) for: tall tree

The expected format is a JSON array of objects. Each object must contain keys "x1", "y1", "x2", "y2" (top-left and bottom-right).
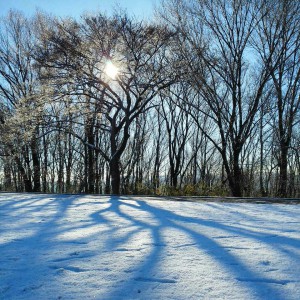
[
  {"x1": 253, "y1": 0, "x2": 300, "y2": 197},
  {"x1": 0, "y1": 11, "x2": 42, "y2": 192},
  {"x1": 160, "y1": 0, "x2": 273, "y2": 196},
  {"x1": 35, "y1": 13, "x2": 177, "y2": 194}
]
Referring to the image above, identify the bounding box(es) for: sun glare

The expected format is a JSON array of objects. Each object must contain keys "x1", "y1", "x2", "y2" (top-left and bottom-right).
[{"x1": 105, "y1": 61, "x2": 118, "y2": 79}]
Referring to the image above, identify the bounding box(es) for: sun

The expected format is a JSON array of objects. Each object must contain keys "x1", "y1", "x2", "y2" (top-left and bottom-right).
[{"x1": 104, "y1": 60, "x2": 119, "y2": 79}]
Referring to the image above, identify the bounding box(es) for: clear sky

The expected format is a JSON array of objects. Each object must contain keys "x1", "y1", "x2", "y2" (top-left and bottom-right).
[{"x1": 0, "y1": 0, "x2": 157, "y2": 20}]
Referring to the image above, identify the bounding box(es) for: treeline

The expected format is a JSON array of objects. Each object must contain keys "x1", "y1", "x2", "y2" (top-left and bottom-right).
[{"x1": 0, "y1": 0, "x2": 299, "y2": 197}]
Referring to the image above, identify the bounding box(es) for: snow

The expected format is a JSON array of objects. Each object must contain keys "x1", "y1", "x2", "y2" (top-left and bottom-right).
[{"x1": 0, "y1": 193, "x2": 300, "y2": 300}]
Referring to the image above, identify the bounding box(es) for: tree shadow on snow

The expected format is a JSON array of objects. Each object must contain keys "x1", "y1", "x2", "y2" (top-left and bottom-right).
[
  {"x1": 96, "y1": 196, "x2": 299, "y2": 300},
  {"x1": 0, "y1": 193, "x2": 84, "y2": 298},
  {"x1": 1, "y1": 194, "x2": 299, "y2": 299}
]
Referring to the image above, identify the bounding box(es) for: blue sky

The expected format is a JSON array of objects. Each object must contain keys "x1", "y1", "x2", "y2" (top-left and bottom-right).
[{"x1": 0, "y1": 0, "x2": 157, "y2": 19}]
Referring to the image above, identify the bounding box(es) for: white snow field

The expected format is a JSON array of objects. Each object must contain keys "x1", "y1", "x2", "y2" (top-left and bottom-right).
[{"x1": 0, "y1": 193, "x2": 300, "y2": 300}]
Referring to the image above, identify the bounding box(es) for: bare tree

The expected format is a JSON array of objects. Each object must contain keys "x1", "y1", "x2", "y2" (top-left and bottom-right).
[
  {"x1": 35, "y1": 13, "x2": 177, "y2": 194},
  {"x1": 160, "y1": 0, "x2": 273, "y2": 196},
  {"x1": 0, "y1": 11, "x2": 43, "y2": 192},
  {"x1": 253, "y1": 0, "x2": 300, "y2": 197},
  {"x1": 160, "y1": 85, "x2": 192, "y2": 189}
]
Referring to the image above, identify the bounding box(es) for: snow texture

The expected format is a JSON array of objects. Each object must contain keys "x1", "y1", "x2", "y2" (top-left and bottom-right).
[{"x1": 0, "y1": 193, "x2": 300, "y2": 300}]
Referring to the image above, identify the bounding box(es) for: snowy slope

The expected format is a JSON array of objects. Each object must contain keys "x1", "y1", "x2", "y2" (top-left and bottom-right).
[{"x1": 0, "y1": 193, "x2": 299, "y2": 300}]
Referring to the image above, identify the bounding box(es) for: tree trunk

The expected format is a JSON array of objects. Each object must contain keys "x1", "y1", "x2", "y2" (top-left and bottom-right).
[
  {"x1": 42, "y1": 133, "x2": 48, "y2": 193},
  {"x1": 31, "y1": 131, "x2": 41, "y2": 192},
  {"x1": 231, "y1": 154, "x2": 243, "y2": 197},
  {"x1": 171, "y1": 172, "x2": 178, "y2": 188},
  {"x1": 277, "y1": 144, "x2": 288, "y2": 197},
  {"x1": 105, "y1": 163, "x2": 110, "y2": 194},
  {"x1": 3, "y1": 163, "x2": 12, "y2": 191},
  {"x1": 259, "y1": 112, "x2": 267, "y2": 197},
  {"x1": 57, "y1": 136, "x2": 64, "y2": 193},
  {"x1": 87, "y1": 128, "x2": 95, "y2": 193},
  {"x1": 14, "y1": 156, "x2": 32, "y2": 192},
  {"x1": 110, "y1": 157, "x2": 121, "y2": 194},
  {"x1": 65, "y1": 132, "x2": 73, "y2": 193},
  {"x1": 222, "y1": 149, "x2": 243, "y2": 197},
  {"x1": 108, "y1": 120, "x2": 130, "y2": 195}
]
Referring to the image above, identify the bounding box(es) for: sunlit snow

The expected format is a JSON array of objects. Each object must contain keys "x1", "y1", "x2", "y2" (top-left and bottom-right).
[{"x1": 0, "y1": 193, "x2": 299, "y2": 299}]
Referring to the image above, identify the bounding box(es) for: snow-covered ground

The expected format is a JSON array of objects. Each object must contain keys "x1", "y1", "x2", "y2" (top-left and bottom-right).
[{"x1": 0, "y1": 193, "x2": 300, "y2": 300}]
